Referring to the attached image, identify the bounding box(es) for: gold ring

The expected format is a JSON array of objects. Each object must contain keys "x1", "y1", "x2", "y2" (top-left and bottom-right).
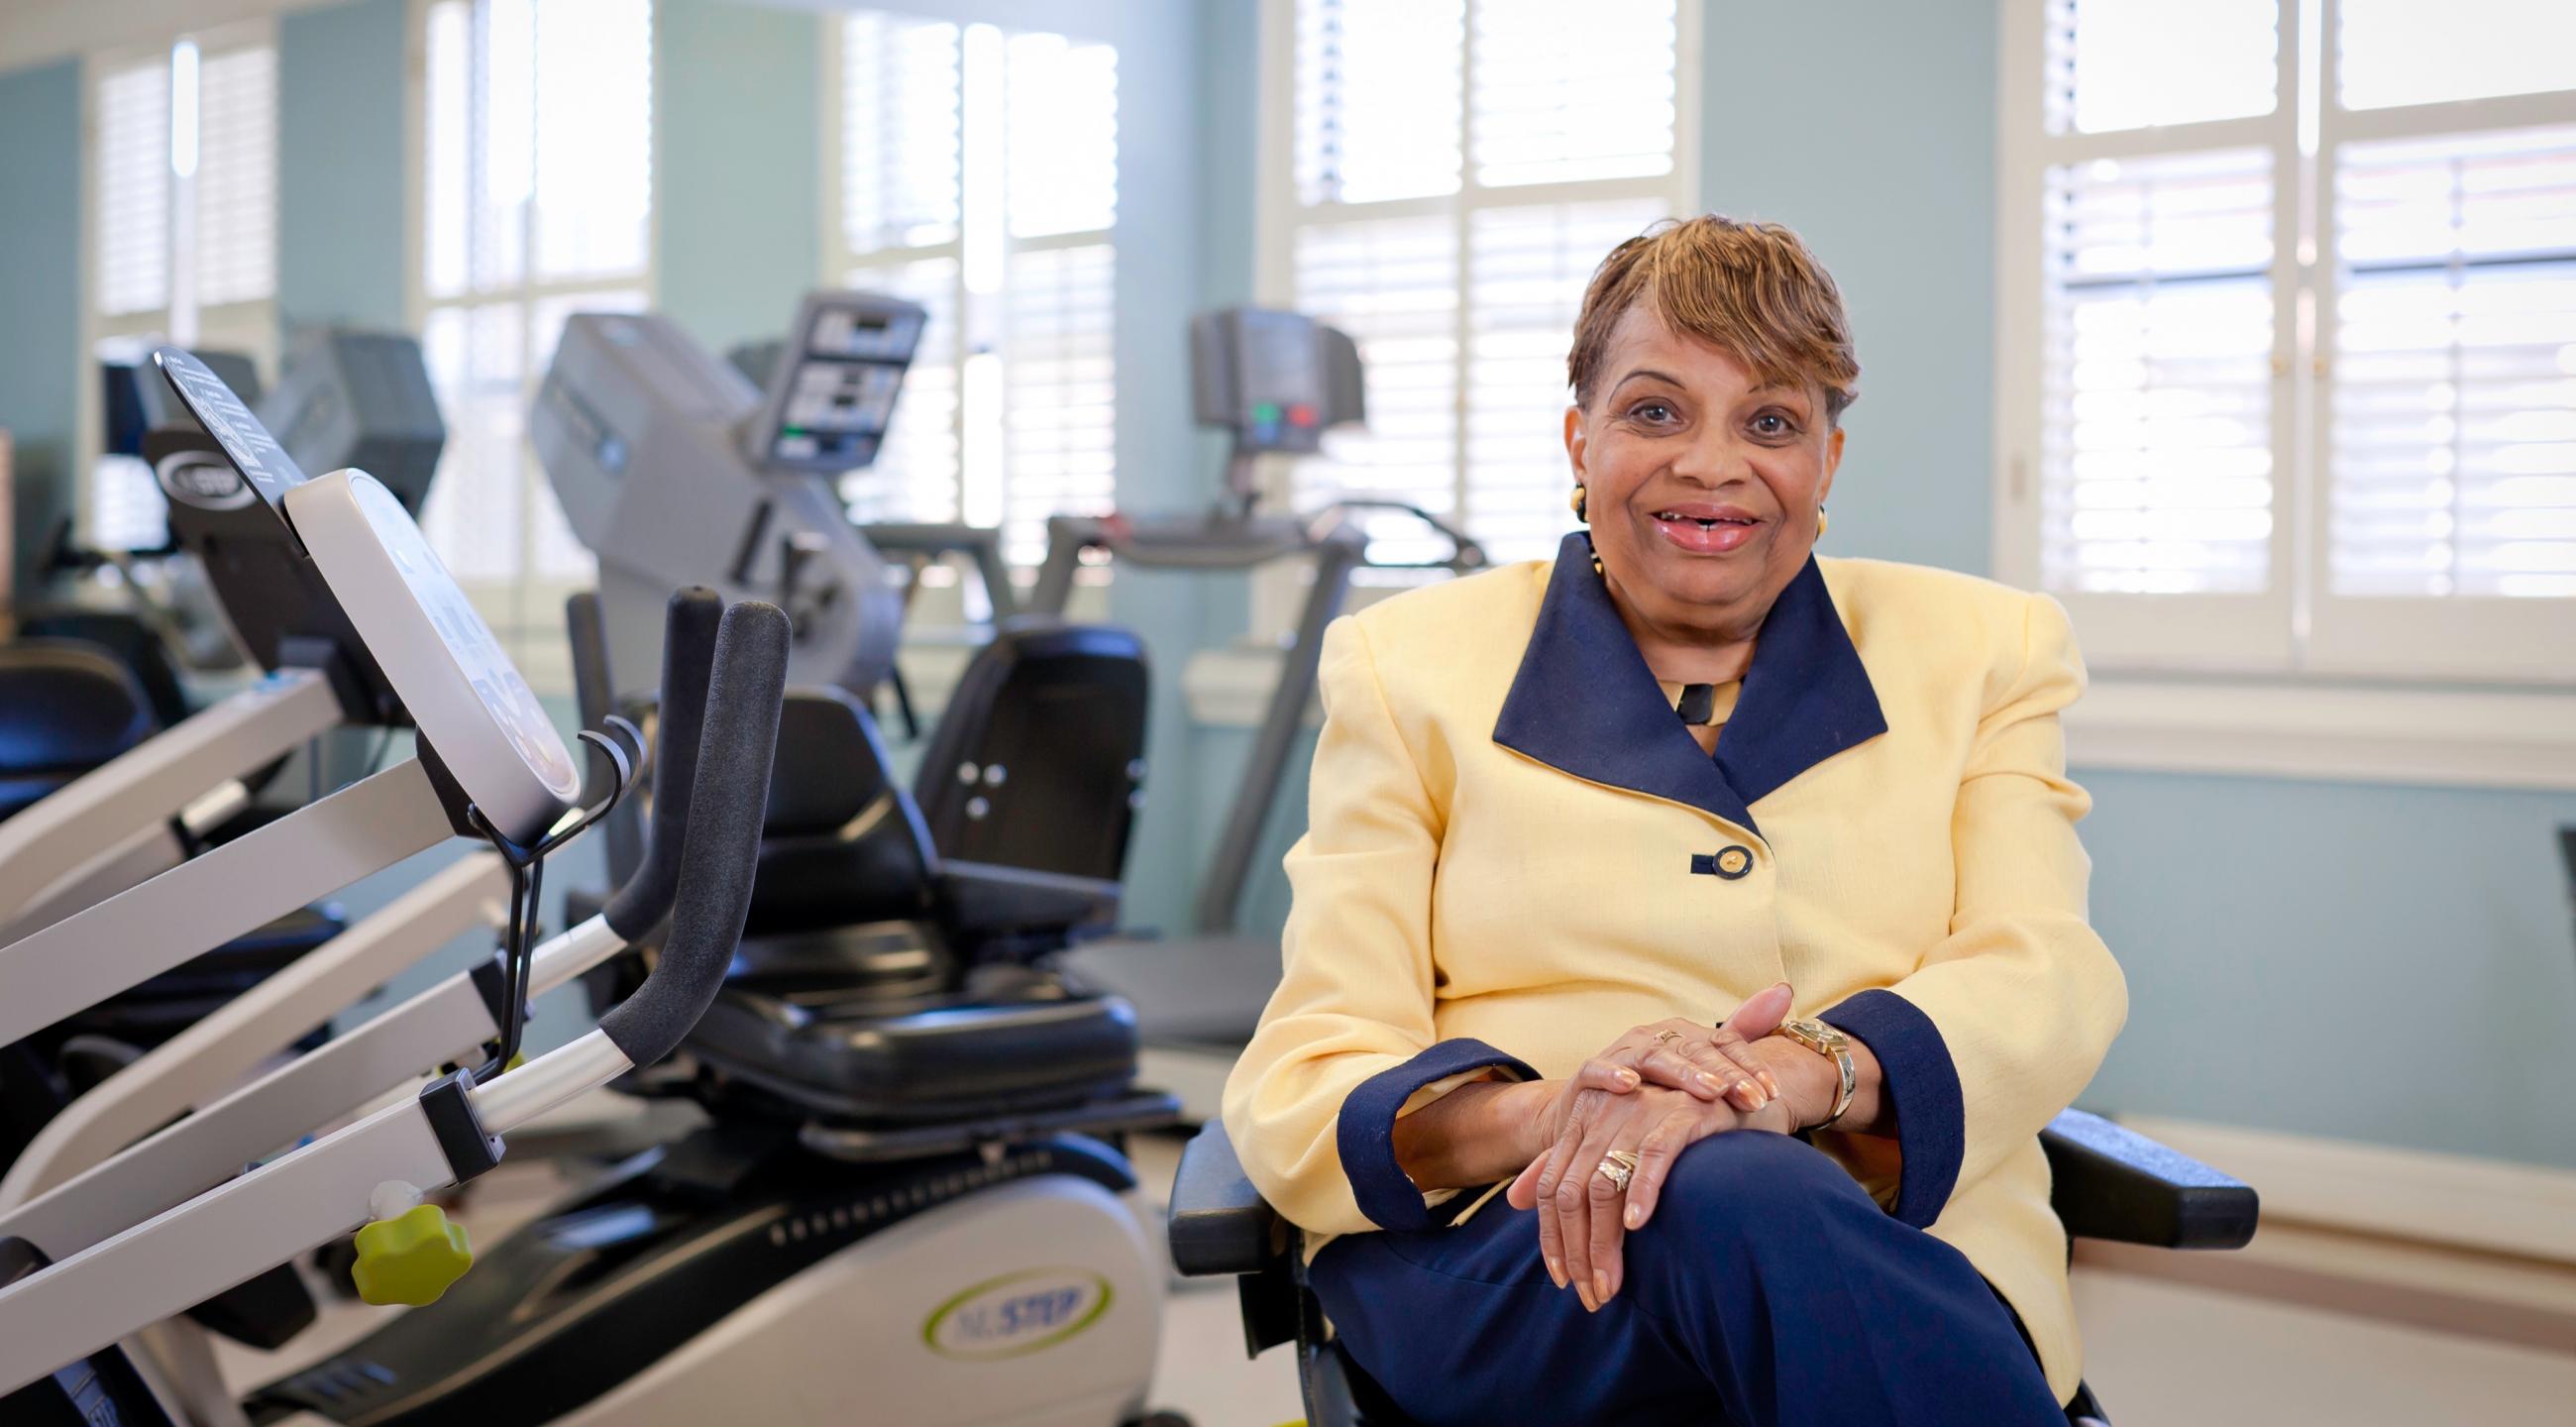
[
  {"x1": 1650, "y1": 1030, "x2": 1683, "y2": 1047},
  {"x1": 1595, "y1": 1150, "x2": 1640, "y2": 1193}
]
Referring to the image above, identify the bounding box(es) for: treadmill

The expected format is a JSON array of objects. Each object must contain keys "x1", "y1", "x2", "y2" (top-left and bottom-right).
[
  {"x1": 725, "y1": 333, "x2": 1018, "y2": 740},
  {"x1": 1053, "y1": 308, "x2": 1487, "y2": 1114},
  {"x1": 540, "y1": 292, "x2": 1151, "y2": 895},
  {"x1": 536, "y1": 292, "x2": 912, "y2": 711}
]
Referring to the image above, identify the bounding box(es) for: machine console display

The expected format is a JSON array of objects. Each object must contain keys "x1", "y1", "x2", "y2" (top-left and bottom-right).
[
  {"x1": 1189, "y1": 307, "x2": 1365, "y2": 458},
  {"x1": 751, "y1": 292, "x2": 925, "y2": 475},
  {"x1": 154, "y1": 345, "x2": 578, "y2": 840}
]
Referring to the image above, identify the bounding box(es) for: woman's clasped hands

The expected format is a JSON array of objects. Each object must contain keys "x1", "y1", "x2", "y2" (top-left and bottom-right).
[{"x1": 1506, "y1": 982, "x2": 1802, "y2": 1312}]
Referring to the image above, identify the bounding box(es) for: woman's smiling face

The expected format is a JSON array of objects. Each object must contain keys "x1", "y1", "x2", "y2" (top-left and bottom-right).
[{"x1": 1564, "y1": 302, "x2": 1845, "y2": 642}]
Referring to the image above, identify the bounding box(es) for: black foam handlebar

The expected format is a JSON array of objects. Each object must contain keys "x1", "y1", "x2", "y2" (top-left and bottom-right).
[
  {"x1": 594, "y1": 601, "x2": 788, "y2": 1069},
  {"x1": 601, "y1": 588, "x2": 722, "y2": 941}
]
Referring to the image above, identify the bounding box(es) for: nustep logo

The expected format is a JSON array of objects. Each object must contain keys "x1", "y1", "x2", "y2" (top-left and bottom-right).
[{"x1": 920, "y1": 1268, "x2": 1113, "y2": 1362}]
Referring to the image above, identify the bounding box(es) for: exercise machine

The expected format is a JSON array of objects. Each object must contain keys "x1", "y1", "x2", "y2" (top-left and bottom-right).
[
  {"x1": 0, "y1": 329, "x2": 453, "y2": 940},
  {"x1": 259, "y1": 592, "x2": 1190, "y2": 1427},
  {"x1": 1051, "y1": 309, "x2": 1487, "y2": 1107},
  {"x1": 536, "y1": 290, "x2": 908, "y2": 701},
  {"x1": 0, "y1": 346, "x2": 788, "y2": 1425},
  {"x1": 726, "y1": 330, "x2": 1020, "y2": 692},
  {"x1": 539, "y1": 290, "x2": 1150, "y2": 883},
  {"x1": 0, "y1": 334, "x2": 485, "y2": 1193}
]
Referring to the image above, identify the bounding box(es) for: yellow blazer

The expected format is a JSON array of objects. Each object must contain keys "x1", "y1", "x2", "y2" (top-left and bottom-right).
[{"x1": 1222, "y1": 533, "x2": 2125, "y2": 1400}]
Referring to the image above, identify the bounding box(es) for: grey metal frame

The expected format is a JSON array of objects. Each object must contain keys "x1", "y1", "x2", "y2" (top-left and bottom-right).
[{"x1": 1028, "y1": 512, "x2": 1366, "y2": 933}]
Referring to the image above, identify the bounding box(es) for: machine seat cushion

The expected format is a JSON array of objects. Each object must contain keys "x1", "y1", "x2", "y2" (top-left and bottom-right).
[{"x1": 686, "y1": 978, "x2": 1142, "y2": 1125}]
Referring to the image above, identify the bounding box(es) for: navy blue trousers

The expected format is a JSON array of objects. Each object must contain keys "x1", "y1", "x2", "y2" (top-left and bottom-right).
[{"x1": 1310, "y1": 1131, "x2": 2068, "y2": 1427}]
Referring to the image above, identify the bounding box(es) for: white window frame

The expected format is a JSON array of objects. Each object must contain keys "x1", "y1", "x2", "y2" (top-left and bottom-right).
[
  {"x1": 1993, "y1": 0, "x2": 2576, "y2": 789},
  {"x1": 1249, "y1": 0, "x2": 1702, "y2": 624},
  {"x1": 76, "y1": 18, "x2": 280, "y2": 547},
  {"x1": 815, "y1": 12, "x2": 1120, "y2": 575},
  {"x1": 400, "y1": 0, "x2": 658, "y2": 681}
]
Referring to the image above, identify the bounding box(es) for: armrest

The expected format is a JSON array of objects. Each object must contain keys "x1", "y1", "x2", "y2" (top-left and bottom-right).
[
  {"x1": 936, "y1": 861, "x2": 1121, "y2": 943},
  {"x1": 2042, "y1": 1108, "x2": 2259, "y2": 1251},
  {"x1": 1167, "y1": 1121, "x2": 1288, "y2": 1277}
]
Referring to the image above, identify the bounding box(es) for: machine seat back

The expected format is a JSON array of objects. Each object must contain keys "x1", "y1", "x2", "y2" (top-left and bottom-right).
[
  {"x1": 911, "y1": 621, "x2": 1148, "y2": 883},
  {"x1": 0, "y1": 641, "x2": 159, "y2": 822},
  {"x1": 742, "y1": 688, "x2": 943, "y2": 938}
]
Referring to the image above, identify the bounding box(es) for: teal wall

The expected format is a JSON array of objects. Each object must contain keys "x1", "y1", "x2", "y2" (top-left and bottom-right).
[
  {"x1": 277, "y1": 0, "x2": 409, "y2": 333},
  {"x1": 656, "y1": 0, "x2": 825, "y2": 353},
  {"x1": 2083, "y1": 773, "x2": 2576, "y2": 1166},
  {"x1": 1697, "y1": 0, "x2": 1996, "y2": 575},
  {"x1": 0, "y1": 60, "x2": 83, "y2": 601}
]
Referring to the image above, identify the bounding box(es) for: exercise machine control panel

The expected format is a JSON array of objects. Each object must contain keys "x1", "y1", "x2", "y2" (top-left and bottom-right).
[
  {"x1": 748, "y1": 292, "x2": 925, "y2": 475},
  {"x1": 1190, "y1": 307, "x2": 1365, "y2": 459}
]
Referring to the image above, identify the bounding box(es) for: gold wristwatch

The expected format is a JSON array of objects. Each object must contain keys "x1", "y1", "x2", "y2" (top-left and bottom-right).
[{"x1": 1773, "y1": 1018, "x2": 1856, "y2": 1131}]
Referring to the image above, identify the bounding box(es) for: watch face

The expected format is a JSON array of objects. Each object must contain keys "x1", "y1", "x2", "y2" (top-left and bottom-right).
[{"x1": 346, "y1": 474, "x2": 581, "y2": 800}]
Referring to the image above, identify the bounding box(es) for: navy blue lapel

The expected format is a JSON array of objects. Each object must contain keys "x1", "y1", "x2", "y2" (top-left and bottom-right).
[{"x1": 1492, "y1": 533, "x2": 1887, "y2": 835}]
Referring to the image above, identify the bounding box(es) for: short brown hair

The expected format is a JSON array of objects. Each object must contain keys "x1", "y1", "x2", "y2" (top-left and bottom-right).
[{"x1": 1567, "y1": 215, "x2": 1860, "y2": 423}]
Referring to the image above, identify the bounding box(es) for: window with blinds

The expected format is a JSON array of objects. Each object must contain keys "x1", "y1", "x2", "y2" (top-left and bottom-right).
[
  {"x1": 827, "y1": 12, "x2": 1118, "y2": 566},
  {"x1": 87, "y1": 27, "x2": 278, "y2": 552},
  {"x1": 417, "y1": 0, "x2": 654, "y2": 610},
  {"x1": 2041, "y1": 149, "x2": 2277, "y2": 596},
  {"x1": 1275, "y1": 0, "x2": 1691, "y2": 567},
  {"x1": 2003, "y1": 0, "x2": 2576, "y2": 680}
]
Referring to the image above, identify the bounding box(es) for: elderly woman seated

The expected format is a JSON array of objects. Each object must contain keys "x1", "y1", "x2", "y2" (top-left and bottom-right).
[{"x1": 1222, "y1": 215, "x2": 2123, "y2": 1427}]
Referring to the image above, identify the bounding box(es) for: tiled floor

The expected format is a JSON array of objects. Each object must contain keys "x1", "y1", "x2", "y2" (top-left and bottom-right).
[{"x1": 211, "y1": 1129, "x2": 2575, "y2": 1426}]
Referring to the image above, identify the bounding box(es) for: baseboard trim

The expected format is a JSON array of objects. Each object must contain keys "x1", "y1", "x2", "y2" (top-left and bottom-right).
[{"x1": 2115, "y1": 1114, "x2": 2576, "y2": 1267}]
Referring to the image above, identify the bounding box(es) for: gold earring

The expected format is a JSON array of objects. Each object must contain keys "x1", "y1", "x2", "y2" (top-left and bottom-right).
[
  {"x1": 1586, "y1": 535, "x2": 1604, "y2": 578},
  {"x1": 1817, "y1": 504, "x2": 1829, "y2": 538},
  {"x1": 1570, "y1": 484, "x2": 1588, "y2": 523}
]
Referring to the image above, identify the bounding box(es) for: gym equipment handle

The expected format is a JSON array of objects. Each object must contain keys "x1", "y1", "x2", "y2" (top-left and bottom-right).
[
  {"x1": 594, "y1": 601, "x2": 788, "y2": 1069},
  {"x1": 601, "y1": 586, "x2": 723, "y2": 942}
]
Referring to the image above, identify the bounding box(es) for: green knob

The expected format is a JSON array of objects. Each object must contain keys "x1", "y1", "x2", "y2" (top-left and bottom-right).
[{"x1": 351, "y1": 1203, "x2": 474, "y2": 1306}]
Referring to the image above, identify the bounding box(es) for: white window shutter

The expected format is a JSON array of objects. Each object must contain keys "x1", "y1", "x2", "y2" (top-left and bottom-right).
[
  {"x1": 417, "y1": 0, "x2": 654, "y2": 595},
  {"x1": 2040, "y1": 148, "x2": 2278, "y2": 597},
  {"x1": 1295, "y1": 0, "x2": 1464, "y2": 206},
  {"x1": 2337, "y1": 0, "x2": 2576, "y2": 112},
  {"x1": 839, "y1": 16, "x2": 962, "y2": 256},
  {"x1": 1005, "y1": 32, "x2": 1117, "y2": 240},
  {"x1": 531, "y1": 0, "x2": 653, "y2": 283},
  {"x1": 2329, "y1": 125, "x2": 2576, "y2": 600},
  {"x1": 1467, "y1": 0, "x2": 1676, "y2": 189},
  {"x1": 1292, "y1": 215, "x2": 1460, "y2": 557},
  {"x1": 1001, "y1": 244, "x2": 1118, "y2": 566},
  {"x1": 193, "y1": 43, "x2": 275, "y2": 309},
  {"x1": 1464, "y1": 199, "x2": 1666, "y2": 562},
  {"x1": 96, "y1": 58, "x2": 172, "y2": 319},
  {"x1": 2043, "y1": 0, "x2": 2278, "y2": 137},
  {"x1": 1286, "y1": 0, "x2": 1687, "y2": 569}
]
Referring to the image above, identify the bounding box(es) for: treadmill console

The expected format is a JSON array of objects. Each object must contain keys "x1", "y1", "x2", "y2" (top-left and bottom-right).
[
  {"x1": 748, "y1": 292, "x2": 925, "y2": 475},
  {"x1": 1190, "y1": 307, "x2": 1365, "y2": 457}
]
